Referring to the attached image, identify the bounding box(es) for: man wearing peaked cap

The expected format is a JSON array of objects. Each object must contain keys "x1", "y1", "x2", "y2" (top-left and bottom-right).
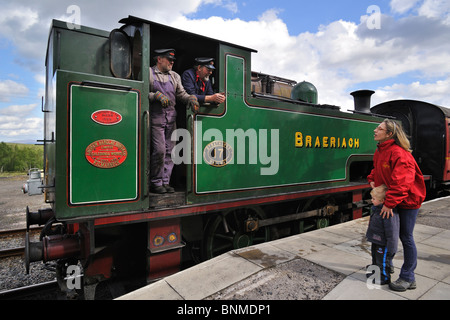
[
  {"x1": 195, "y1": 57, "x2": 214, "y2": 69},
  {"x1": 148, "y1": 49, "x2": 199, "y2": 194},
  {"x1": 153, "y1": 48, "x2": 176, "y2": 60},
  {"x1": 182, "y1": 57, "x2": 226, "y2": 105}
]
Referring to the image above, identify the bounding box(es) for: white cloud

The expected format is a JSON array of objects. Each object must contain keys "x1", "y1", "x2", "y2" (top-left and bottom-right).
[
  {"x1": 418, "y1": 0, "x2": 450, "y2": 24},
  {"x1": 390, "y1": 0, "x2": 422, "y2": 14},
  {"x1": 34, "y1": 74, "x2": 45, "y2": 85},
  {"x1": 0, "y1": 0, "x2": 212, "y2": 67},
  {"x1": 203, "y1": 0, "x2": 238, "y2": 14},
  {"x1": 223, "y1": 1, "x2": 238, "y2": 14},
  {"x1": 0, "y1": 103, "x2": 40, "y2": 139},
  {"x1": 0, "y1": 3, "x2": 46, "y2": 69},
  {"x1": 0, "y1": 104, "x2": 38, "y2": 116},
  {"x1": 0, "y1": 5, "x2": 39, "y2": 32},
  {"x1": 0, "y1": 80, "x2": 29, "y2": 102},
  {"x1": 374, "y1": 77, "x2": 450, "y2": 107},
  {"x1": 0, "y1": 114, "x2": 42, "y2": 138},
  {"x1": 390, "y1": 0, "x2": 450, "y2": 24}
]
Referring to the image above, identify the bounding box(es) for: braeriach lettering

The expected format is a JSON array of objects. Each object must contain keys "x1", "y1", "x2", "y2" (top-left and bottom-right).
[{"x1": 295, "y1": 131, "x2": 360, "y2": 149}]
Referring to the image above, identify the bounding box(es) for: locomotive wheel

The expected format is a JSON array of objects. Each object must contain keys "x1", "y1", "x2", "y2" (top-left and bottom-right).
[
  {"x1": 316, "y1": 218, "x2": 329, "y2": 229},
  {"x1": 203, "y1": 207, "x2": 270, "y2": 260}
]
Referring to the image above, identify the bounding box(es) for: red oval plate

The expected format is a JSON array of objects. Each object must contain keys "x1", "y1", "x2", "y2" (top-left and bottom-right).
[
  {"x1": 85, "y1": 139, "x2": 127, "y2": 168},
  {"x1": 91, "y1": 109, "x2": 122, "y2": 125}
]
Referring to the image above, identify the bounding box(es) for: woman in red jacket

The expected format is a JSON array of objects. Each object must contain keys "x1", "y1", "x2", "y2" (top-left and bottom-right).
[{"x1": 368, "y1": 119, "x2": 426, "y2": 292}]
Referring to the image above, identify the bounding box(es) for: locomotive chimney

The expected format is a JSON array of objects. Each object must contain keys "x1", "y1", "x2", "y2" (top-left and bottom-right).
[{"x1": 350, "y1": 90, "x2": 375, "y2": 114}]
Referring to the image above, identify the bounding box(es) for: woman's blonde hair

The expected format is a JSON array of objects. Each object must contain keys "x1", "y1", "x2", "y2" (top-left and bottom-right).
[{"x1": 382, "y1": 119, "x2": 412, "y2": 152}]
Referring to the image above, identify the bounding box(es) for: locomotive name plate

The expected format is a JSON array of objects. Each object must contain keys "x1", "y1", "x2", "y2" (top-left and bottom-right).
[
  {"x1": 91, "y1": 109, "x2": 122, "y2": 125},
  {"x1": 203, "y1": 141, "x2": 233, "y2": 167},
  {"x1": 85, "y1": 139, "x2": 127, "y2": 168}
]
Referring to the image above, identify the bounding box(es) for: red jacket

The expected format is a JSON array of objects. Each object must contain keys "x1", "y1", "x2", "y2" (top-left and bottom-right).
[{"x1": 367, "y1": 139, "x2": 426, "y2": 209}]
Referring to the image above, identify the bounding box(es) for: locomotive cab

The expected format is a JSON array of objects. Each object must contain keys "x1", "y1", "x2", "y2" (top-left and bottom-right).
[{"x1": 115, "y1": 17, "x2": 260, "y2": 205}]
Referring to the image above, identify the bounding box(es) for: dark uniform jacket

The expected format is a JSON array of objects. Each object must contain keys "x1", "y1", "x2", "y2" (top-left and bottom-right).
[{"x1": 181, "y1": 68, "x2": 214, "y2": 104}]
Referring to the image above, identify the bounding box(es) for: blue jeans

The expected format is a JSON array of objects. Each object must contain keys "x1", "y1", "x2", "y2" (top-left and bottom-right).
[{"x1": 398, "y1": 208, "x2": 419, "y2": 282}]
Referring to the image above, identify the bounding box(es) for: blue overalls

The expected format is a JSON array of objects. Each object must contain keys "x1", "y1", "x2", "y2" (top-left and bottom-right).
[{"x1": 150, "y1": 67, "x2": 177, "y2": 187}]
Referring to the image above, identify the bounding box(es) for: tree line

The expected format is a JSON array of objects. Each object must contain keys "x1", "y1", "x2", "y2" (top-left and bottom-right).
[{"x1": 0, "y1": 142, "x2": 43, "y2": 172}]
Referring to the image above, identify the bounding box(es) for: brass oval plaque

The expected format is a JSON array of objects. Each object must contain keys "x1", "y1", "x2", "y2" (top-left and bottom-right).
[{"x1": 203, "y1": 141, "x2": 233, "y2": 167}]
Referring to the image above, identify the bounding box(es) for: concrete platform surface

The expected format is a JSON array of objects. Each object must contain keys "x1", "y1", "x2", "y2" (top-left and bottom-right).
[{"x1": 118, "y1": 196, "x2": 450, "y2": 300}]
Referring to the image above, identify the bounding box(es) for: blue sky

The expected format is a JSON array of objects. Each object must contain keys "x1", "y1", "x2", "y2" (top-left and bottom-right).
[
  {"x1": 190, "y1": 0, "x2": 392, "y2": 34},
  {"x1": 1, "y1": 0, "x2": 449, "y2": 143}
]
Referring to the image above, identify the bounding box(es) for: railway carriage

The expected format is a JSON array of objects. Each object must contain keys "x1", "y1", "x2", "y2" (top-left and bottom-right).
[{"x1": 25, "y1": 16, "x2": 383, "y2": 298}]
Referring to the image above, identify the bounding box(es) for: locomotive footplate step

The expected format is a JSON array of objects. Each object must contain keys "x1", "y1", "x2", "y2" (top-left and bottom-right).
[
  {"x1": 149, "y1": 191, "x2": 185, "y2": 208},
  {"x1": 118, "y1": 196, "x2": 450, "y2": 300}
]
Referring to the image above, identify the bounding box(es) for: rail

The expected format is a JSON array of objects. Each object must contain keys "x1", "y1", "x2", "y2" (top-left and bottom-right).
[
  {"x1": 0, "y1": 226, "x2": 43, "y2": 259},
  {"x1": 0, "y1": 280, "x2": 58, "y2": 300}
]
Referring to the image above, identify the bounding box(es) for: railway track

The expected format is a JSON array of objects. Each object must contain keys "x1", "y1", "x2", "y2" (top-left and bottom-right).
[
  {"x1": 0, "y1": 226, "x2": 143, "y2": 300},
  {"x1": 0, "y1": 246, "x2": 24, "y2": 258},
  {"x1": 0, "y1": 280, "x2": 59, "y2": 300},
  {"x1": 0, "y1": 226, "x2": 42, "y2": 259},
  {"x1": 0, "y1": 226, "x2": 43, "y2": 237},
  {"x1": 0, "y1": 225, "x2": 59, "y2": 299}
]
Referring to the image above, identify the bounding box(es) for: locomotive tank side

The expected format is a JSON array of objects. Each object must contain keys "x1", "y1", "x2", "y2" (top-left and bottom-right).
[{"x1": 189, "y1": 52, "x2": 380, "y2": 204}]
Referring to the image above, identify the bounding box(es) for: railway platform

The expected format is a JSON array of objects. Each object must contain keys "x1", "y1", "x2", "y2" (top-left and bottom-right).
[{"x1": 118, "y1": 196, "x2": 450, "y2": 300}]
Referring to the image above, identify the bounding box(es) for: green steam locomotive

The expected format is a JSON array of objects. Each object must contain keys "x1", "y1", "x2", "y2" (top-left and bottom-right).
[{"x1": 25, "y1": 16, "x2": 382, "y2": 299}]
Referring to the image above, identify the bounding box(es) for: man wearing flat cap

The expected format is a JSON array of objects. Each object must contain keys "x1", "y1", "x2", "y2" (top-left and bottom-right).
[
  {"x1": 182, "y1": 57, "x2": 226, "y2": 105},
  {"x1": 149, "y1": 49, "x2": 199, "y2": 194}
]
